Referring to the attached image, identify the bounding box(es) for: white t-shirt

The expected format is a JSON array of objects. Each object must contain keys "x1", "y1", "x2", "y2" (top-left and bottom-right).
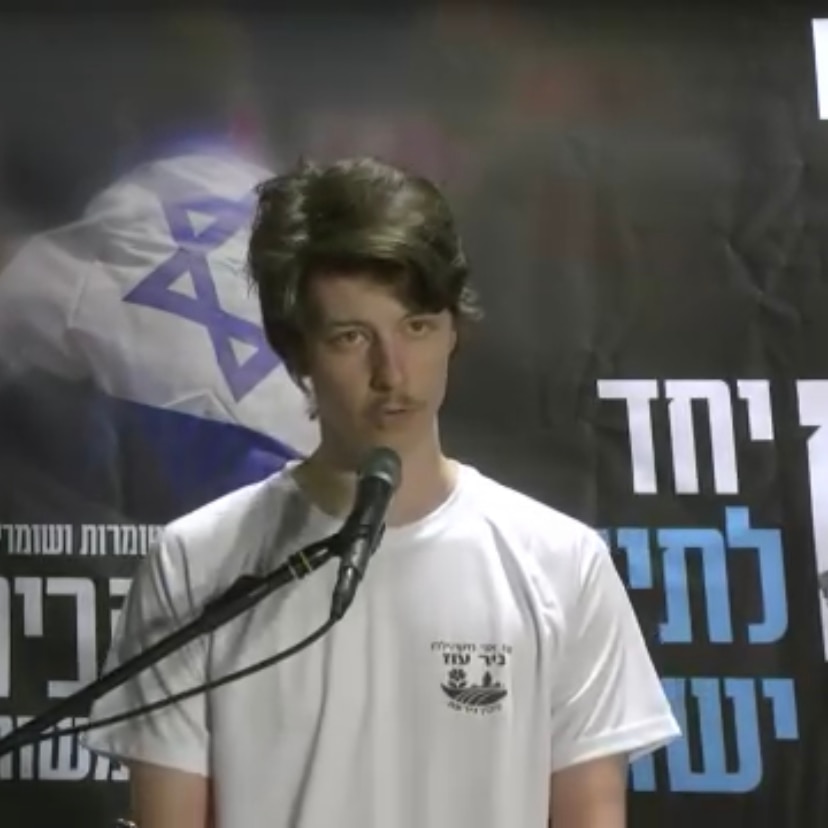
[{"x1": 83, "y1": 462, "x2": 680, "y2": 827}]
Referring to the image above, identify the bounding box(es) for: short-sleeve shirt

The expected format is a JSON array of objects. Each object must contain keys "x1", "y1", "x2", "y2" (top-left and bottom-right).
[{"x1": 83, "y1": 462, "x2": 680, "y2": 827}]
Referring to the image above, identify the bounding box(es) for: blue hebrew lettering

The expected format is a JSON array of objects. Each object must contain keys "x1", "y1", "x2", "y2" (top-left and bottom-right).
[
  {"x1": 629, "y1": 755, "x2": 657, "y2": 792},
  {"x1": 607, "y1": 510, "x2": 785, "y2": 645},
  {"x1": 672, "y1": 678, "x2": 762, "y2": 792},
  {"x1": 631, "y1": 677, "x2": 799, "y2": 793},
  {"x1": 615, "y1": 528, "x2": 654, "y2": 589},
  {"x1": 659, "y1": 528, "x2": 732, "y2": 644},
  {"x1": 724, "y1": 507, "x2": 788, "y2": 644},
  {"x1": 761, "y1": 679, "x2": 799, "y2": 740}
]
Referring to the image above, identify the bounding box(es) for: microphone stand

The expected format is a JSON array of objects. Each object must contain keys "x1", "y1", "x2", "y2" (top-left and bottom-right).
[{"x1": 0, "y1": 534, "x2": 340, "y2": 758}]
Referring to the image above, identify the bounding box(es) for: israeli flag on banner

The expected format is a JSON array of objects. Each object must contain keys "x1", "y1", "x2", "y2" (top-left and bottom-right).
[{"x1": 0, "y1": 145, "x2": 318, "y2": 521}]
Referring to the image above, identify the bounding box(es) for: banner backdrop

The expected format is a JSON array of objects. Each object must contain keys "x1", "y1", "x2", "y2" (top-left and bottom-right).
[{"x1": 1, "y1": 6, "x2": 827, "y2": 827}]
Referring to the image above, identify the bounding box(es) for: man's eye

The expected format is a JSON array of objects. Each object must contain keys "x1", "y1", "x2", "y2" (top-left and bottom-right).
[
  {"x1": 407, "y1": 317, "x2": 434, "y2": 335},
  {"x1": 331, "y1": 329, "x2": 363, "y2": 346}
]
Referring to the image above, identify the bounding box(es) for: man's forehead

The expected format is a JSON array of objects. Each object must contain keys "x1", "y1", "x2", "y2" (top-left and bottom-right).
[
  {"x1": 312, "y1": 302, "x2": 416, "y2": 328},
  {"x1": 306, "y1": 273, "x2": 420, "y2": 317}
]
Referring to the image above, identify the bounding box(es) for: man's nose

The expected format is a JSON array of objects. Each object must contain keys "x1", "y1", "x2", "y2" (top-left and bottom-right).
[{"x1": 369, "y1": 337, "x2": 405, "y2": 392}]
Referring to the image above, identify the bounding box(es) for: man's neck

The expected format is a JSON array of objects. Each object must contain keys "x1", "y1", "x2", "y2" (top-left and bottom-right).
[{"x1": 294, "y1": 441, "x2": 458, "y2": 528}]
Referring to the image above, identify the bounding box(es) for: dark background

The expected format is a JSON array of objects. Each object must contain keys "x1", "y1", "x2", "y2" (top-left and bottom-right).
[{"x1": 0, "y1": 5, "x2": 826, "y2": 826}]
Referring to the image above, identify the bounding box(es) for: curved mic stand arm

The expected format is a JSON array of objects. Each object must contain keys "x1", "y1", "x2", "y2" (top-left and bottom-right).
[{"x1": 0, "y1": 535, "x2": 338, "y2": 758}]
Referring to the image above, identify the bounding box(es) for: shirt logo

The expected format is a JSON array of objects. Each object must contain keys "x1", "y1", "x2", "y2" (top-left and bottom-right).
[{"x1": 432, "y1": 640, "x2": 512, "y2": 715}]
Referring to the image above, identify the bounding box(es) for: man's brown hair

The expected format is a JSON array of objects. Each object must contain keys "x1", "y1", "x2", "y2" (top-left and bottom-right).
[{"x1": 246, "y1": 157, "x2": 482, "y2": 380}]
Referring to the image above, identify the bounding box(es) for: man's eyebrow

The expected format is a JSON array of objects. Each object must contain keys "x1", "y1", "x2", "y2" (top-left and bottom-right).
[{"x1": 316, "y1": 318, "x2": 367, "y2": 331}]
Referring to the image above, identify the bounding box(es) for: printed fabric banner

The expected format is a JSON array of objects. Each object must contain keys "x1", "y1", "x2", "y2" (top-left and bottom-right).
[{"x1": 0, "y1": 6, "x2": 827, "y2": 827}]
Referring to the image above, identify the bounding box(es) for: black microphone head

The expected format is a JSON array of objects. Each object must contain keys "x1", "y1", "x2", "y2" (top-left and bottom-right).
[{"x1": 358, "y1": 446, "x2": 402, "y2": 491}]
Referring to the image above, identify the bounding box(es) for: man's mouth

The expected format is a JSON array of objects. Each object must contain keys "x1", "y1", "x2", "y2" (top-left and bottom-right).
[{"x1": 375, "y1": 402, "x2": 416, "y2": 417}]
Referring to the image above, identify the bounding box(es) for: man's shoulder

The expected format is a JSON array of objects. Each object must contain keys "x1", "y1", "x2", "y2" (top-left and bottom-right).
[
  {"x1": 463, "y1": 465, "x2": 599, "y2": 545},
  {"x1": 161, "y1": 468, "x2": 296, "y2": 567},
  {"x1": 459, "y1": 466, "x2": 615, "y2": 626}
]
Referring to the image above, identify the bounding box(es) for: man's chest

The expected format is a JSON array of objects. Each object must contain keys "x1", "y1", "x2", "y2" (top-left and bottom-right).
[{"x1": 206, "y1": 539, "x2": 559, "y2": 744}]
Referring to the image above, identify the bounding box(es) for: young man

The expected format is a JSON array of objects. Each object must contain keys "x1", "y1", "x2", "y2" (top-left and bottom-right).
[{"x1": 84, "y1": 157, "x2": 680, "y2": 827}]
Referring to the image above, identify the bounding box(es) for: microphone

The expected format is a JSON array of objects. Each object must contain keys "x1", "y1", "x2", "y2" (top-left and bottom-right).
[{"x1": 330, "y1": 446, "x2": 402, "y2": 620}]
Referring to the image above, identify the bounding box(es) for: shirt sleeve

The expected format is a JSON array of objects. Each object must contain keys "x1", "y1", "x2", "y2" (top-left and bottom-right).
[
  {"x1": 548, "y1": 529, "x2": 680, "y2": 773},
  {"x1": 81, "y1": 528, "x2": 211, "y2": 776}
]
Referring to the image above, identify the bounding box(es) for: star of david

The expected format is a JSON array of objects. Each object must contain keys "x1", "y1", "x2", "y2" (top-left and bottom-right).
[{"x1": 123, "y1": 192, "x2": 279, "y2": 402}]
